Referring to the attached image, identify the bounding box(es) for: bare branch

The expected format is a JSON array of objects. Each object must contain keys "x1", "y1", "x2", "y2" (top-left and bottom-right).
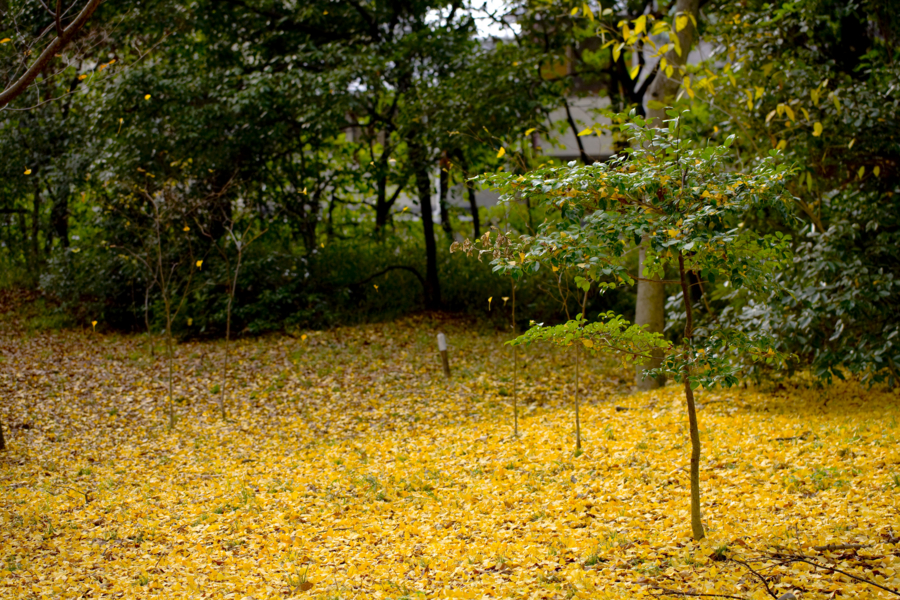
[
  {"x1": 55, "y1": 0, "x2": 63, "y2": 36},
  {"x1": 0, "y1": 0, "x2": 104, "y2": 108},
  {"x1": 648, "y1": 585, "x2": 745, "y2": 599},
  {"x1": 728, "y1": 558, "x2": 778, "y2": 599},
  {"x1": 772, "y1": 554, "x2": 900, "y2": 597},
  {"x1": 355, "y1": 265, "x2": 427, "y2": 293}
]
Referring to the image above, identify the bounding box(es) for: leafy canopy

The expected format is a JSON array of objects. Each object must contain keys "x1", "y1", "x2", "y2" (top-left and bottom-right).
[{"x1": 455, "y1": 111, "x2": 798, "y2": 388}]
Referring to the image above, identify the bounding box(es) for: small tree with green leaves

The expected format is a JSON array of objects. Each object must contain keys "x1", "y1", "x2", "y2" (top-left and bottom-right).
[
  {"x1": 111, "y1": 183, "x2": 200, "y2": 431},
  {"x1": 454, "y1": 110, "x2": 796, "y2": 540},
  {"x1": 196, "y1": 199, "x2": 269, "y2": 421}
]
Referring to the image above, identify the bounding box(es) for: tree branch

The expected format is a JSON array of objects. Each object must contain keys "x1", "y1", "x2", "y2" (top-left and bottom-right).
[
  {"x1": 772, "y1": 555, "x2": 900, "y2": 597},
  {"x1": 354, "y1": 265, "x2": 427, "y2": 292},
  {"x1": 561, "y1": 97, "x2": 593, "y2": 164},
  {"x1": 55, "y1": 0, "x2": 63, "y2": 36},
  {"x1": 648, "y1": 585, "x2": 745, "y2": 599},
  {"x1": 0, "y1": 0, "x2": 104, "y2": 108},
  {"x1": 728, "y1": 558, "x2": 778, "y2": 598}
]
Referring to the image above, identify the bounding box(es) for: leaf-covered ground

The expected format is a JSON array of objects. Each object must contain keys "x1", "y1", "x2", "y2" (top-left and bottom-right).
[{"x1": 1, "y1": 304, "x2": 899, "y2": 599}]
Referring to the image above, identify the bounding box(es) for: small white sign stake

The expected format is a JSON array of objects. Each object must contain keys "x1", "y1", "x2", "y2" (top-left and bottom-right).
[{"x1": 437, "y1": 333, "x2": 451, "y2": 378}]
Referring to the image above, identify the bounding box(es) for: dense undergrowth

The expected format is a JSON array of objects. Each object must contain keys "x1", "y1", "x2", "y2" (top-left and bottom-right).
[
  {"x1": 1, "y1": 297, "x2": 898, "y2": 599},
  {"x1": 34, "y1": 225, "x2": 637, "y2": 339}
]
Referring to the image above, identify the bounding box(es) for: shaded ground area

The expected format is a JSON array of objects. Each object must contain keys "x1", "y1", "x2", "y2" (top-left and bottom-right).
[{"x1": 1, "y1": 303, "x2": 899, "y2": 599}]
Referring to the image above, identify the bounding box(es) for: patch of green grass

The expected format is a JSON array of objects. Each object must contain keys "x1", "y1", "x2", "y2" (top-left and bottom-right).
[
  {"x1": 213, "y1": 503, "x2": 237, "y2": 515},
  {"x1": 582, "y1": 547, "x2": 605, "y2": 567}
]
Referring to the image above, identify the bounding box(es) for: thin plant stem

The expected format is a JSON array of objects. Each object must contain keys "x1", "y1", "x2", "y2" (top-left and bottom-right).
[
  {"x1": 679, "y1": 250, "x2": 705, "y2": 541},
  {"x1": 512, "y1": 279, "x2": 518, "y2": 437},
  {"x1": 574, "y1": 288, "x2": 588, "y2": 452},
  {"x1": 574, "y1": 341, "x2": 581, "y2": 452},
  {"x1": 220, "y1": 245, "x2": 243, "y2": 420}
]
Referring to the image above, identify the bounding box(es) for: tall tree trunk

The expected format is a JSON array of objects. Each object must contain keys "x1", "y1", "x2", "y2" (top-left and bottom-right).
[
  {"x1": 50, "y1": 189, "x2": 69, "y2": 248},
  {"x1": 466, "y1": 179, "x2": 480, "y2": 239},
  {"x1": 635, "y1": 236, "x2": 667, "y2": 389},
  {"x1": 438, "y1": 153, "x2": 453, "y2": 240},
  {"x1": 634, "y1": 0, "x2": 700, "y2": 390},
  {"x1": 327, "y1": 193, "x2": 336, "y2": 241},
  {"x1": 166, "y1": 320, "x2": 175, "y2": 430},
  {"x1": 303, "y1": 190, "x2": 320, "y2": 254},
  {"x1": 375, "y1": 173, "x2": 390, "y2": 232},
  {"x1": 679, "y1": 251, "x2": 705, "y2": 541},
  {"x1": 409, "y1": 138, "x2": 441, "y2": 309},
  {"x1": 30, "y1": 184, "x2": 41, "y2": 270},
  {"x1": 221, "y1": 249, "x2": 241, "y2": 421},
  {"x1": 455, "y1": 151, "x2": 480, "y2": 238},
  {"x1": 16, "y1": 211, "x2": 26, "y2": 261},
  {"x1": 0, "y1": 418, "x2": 6, "y2": 451},
  {"x1": 511, "y1": 280, "x2": 518, "y2": 437}
]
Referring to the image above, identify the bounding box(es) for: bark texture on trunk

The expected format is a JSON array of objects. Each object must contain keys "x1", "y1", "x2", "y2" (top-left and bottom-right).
[
  {"x1": 634, "y1": 0, "x2": 700, "y2": 390},
  {"x1": 634, "y1": 237, "x2": 667, "y2": 389}
]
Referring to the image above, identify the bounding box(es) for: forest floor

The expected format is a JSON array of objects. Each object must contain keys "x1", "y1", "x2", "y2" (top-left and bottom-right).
[{"x1": 1, "y1": 297, "x2": 899, "y2": 599}]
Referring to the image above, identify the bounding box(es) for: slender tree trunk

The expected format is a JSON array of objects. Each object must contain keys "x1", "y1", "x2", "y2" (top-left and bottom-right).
[
  {"x1": 562, "y1": 98, "x2": 592, "y2": 164},
  {"x1": 221, "y1": 249, "x2": 242, "y2": 420},
  {"x1": 511, "y1": 281, "x2": 518, "y2": 437},
  {"x1": 679, "y1": 251, "x2": 705, "y2": 541},
  {"x1": 143, "y1": 280, "x2": 155, "y2": 357},
  {"x1": 438, "y1": 154, "x2": 452, "y2": 240},
  {"x1": 574, "y1": 341, "x2": 581, "y2": 452},
  {"x1": 375, "y1": 174, "x2": 390, "y2": 232},
  {"x1": 30, "y1": 185, "x2": 41, "y2": 270},
  {"x1": 455, "y1": 152, "x2": 481, "y2": 238},
  {"x1": 635, "y1": 0, "x2": 700, "y2": 390},
  {"x1": 466, "y1": 180, "x2": 480, "y2": 239},
  {"x1": 327, "y1": 193, "x2": 336, "y2": 241},
  {"x1": 165, "y1": 306, "x2": 175, "y2": 430},
  {"x1": 409, "y1": 138, "x2": 441, "y2": 309},
  {"x1": 302, "y1": 191, "x2": 320, "y2": 254},
  {"x1": 574, "y1": 289, "x2": 588, "y2": 452},
  {"x1": 50, "y1": 190, "x2": 68, "y2": 248},
  {"x1": 0, "y1": 418, "x2": 6, "y2": 451},
  {"x1": 16, "y1": 211, "x2": 26, "y2": 260}
]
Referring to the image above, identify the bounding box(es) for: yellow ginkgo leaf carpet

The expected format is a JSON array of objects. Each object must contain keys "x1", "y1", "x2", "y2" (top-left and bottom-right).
[{"x1": 1, "y1": 315, "x2": 898, "y2": 599}]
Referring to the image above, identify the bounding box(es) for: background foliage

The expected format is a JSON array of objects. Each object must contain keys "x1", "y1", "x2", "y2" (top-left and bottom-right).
[{"x1": 0, "y1": 0, "x2": 897, "y2": 384}]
